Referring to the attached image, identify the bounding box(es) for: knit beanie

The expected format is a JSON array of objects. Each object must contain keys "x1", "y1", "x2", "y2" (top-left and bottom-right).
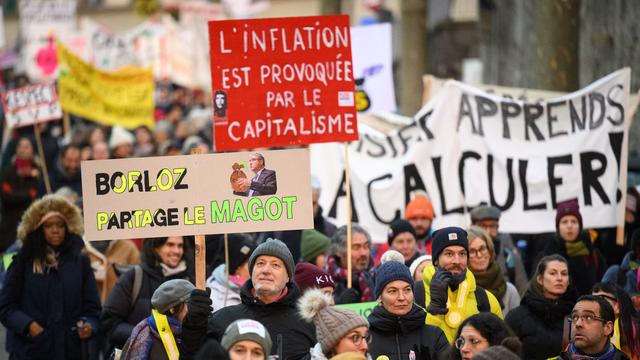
[
  {"x1": 221, "y1": 319, "x2": 272, "y2": 356},
  {"x1": 249, "y1": 238, "x2": 295, "y2": 279},
  {"x1": 298, "y1": 289, "x2": 369, "y2": 355},
  {"x1": 227, "y1": 234, "x2": 257, "y2": 274},
  {"x1": 470, "y1": 205, "x2": 501, "y2": 222},
  {"x1": 294, "y1": 263, "x2": 335, "y2": 293},
  {"x1": 380, "y1": 250, "x2": 405, "y2": 264},
  {"x1": 387, "y1": 219, "x2": 417, "y2": 245},
  {"x1": 300, "y1": 229, "x2": 331, "y2": 262},
  {"x1": 431, "y1": 226, "x2": 469, "y2": 262},
  {"x1": 555, "y1": 199, "x2": 583, "y2": 230},
  {"x1": 471, "y1": 345, "x2": 520, "y2": 360},
  {"x1": 405, "y1": 194, "x2": 434, "y2": 220},
  {"x1": 409, "y1": 254, "x2": 432, "y2": 278},
  {"x1": 374, "y1": 260, "x2": 414, "y2": 299},
  {"x1": 151, "y1": 279, "x2": 195, "y2": 314},
  {"x1": 109, "y1": 126, "x2": 135, "y2": 149}
]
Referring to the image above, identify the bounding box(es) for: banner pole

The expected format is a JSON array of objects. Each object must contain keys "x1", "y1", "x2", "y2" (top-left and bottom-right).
[
  {"x1": 223, "y1": 233, "x2": 230, "y2": 306},
  {"x1": 345, "y1": 142, "x2": 352, "y2": 289},
  {"x1": 616, "y1": 87, "x2": 639, "y2": 246},
  {"x1": 33, "y1": 122, "x2": 52, "y2": 194},
  {"x1": 190, "y1": 147, "x2": 206, "y2": 289},
  {"x1": 63, "y1": 112, "x2": 70, "y2": 139}
]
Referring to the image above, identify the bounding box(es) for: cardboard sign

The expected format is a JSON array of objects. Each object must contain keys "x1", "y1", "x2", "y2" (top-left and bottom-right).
[
  {"x1": 2, "y1": 84, "x2": 62, "y2": 128},
  {"x1": 208, "y1": 15, "x2": 359, "y2": 151},
  {"x1": 56, "y1": 42, "x2": 155, "y2": 130},
  {"x1": 81, "y1": 148, "x2": 313, "y2": 240}
]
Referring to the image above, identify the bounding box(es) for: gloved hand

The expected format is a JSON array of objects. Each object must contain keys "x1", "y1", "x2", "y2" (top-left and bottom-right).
[
  {"x1": 184, "y1": 288, "x2": 212, "y2": 328},
  {"x1": 427, "y1": 269, "x2": 451, "y2": 315},
  {"x1": 335, "y1": 287, "x2": 361, "y2": 304}
]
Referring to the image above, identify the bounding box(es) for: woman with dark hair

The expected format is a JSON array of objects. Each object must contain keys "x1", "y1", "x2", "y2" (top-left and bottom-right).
[
  {"x1": 506, "y1": 254, "x2": 578, "y2": 360},
  {"x1": 446, "y1": 312, "x2": 521, "y2": 360},
  {"x1": 101, "y1": 236, "x2": 194, "y2": 354},
  {"x1": 543, "y1": 199, "x2": 606, "y2": 295},
  {"x1": 592, "y1": 282, "x2": 640, "y2": 360},
  {"x1": 0, "y1": 195, "x2": 101, "y2": 359}
]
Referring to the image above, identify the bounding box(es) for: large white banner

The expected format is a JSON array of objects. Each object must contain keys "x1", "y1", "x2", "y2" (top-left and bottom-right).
[
  {"x1": 311, "y1": 69, "x2": 631, "y2": 243},
  {"x1": 350, "y1": 23, "x2": 396, "y2": 113}
]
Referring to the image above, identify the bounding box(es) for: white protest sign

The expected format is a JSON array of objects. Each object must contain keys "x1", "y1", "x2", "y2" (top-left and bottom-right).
[
  {"x1": 350, "y1": 23, "x2": 396, "y2": 113},
  {"x1": 2, "y1": 84, "x2": 62, "y2": 128},
  {"x1": 312, "y1": 69, "x2": 631, "y2": 242}
]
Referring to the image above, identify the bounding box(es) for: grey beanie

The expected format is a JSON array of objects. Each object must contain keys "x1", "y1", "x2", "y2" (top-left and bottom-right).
[
  {"x1": 221, "y1": 319, "x2": 272, "y2": 356},
  {"x1": 151, "y1": 279, "x2": 195, "y2": 314},
  {"x1": 298, "y1": 289, "x2": 369, "y2": 355},
  {"x1": 249, "y1": 238, "x2": 295, "y2": 278}
]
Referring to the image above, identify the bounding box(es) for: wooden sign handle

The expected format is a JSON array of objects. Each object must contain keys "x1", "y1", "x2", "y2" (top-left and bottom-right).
[{"x1": 194, "y1": 234, "x2": 206, "y2": 289}]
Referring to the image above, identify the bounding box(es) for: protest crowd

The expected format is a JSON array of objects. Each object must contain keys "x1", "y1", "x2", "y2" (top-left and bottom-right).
[{"x1": 0, "y1": 3, "x2": 639, "y2": 360}]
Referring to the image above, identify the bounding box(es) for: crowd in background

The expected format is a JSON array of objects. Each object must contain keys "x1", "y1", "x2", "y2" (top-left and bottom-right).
[{"x1": 0, "y1": 78, "x2": 638, "y2": 360}]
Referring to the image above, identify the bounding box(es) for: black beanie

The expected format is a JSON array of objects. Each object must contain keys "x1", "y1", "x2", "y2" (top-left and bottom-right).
[
  {"x1": 387, "y1": 219, "x2": 417, "y2": 245},
  {"x1": 431, "y1": 226, "x2": 468, "y2": 262},
  {"x1": 227, "y1": 234, "x2": 257, "y2": 274}
]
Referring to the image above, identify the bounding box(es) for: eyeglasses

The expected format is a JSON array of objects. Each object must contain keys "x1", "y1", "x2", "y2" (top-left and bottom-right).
[
  {"x1": 567, "y1": 314, "x2": 607, "y2": 324},
  {"x1": 469, "y1": 246, "x2": 489, "y2": 257},
  {"x1": 454, "y1": 337, "x2": 486, "y2": 349},
  {"x1": 348, "y1": 333, "x2": 372, "y2": 346}
]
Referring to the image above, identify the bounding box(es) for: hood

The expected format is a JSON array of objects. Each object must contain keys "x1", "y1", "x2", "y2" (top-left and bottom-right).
[
  {"x1": 209, "y1": 264, "x2": 242, "y2": 291},
  {"x1": 309, "y1": 343, "x2": 329, "y2": 360},
  {"x1": 240, "y1": 279, "x2": 301, "y2": 308},
  {"x1": 368, "y1": 304, "x2": 425, "y2": 334},
  {"x1": 17, "y1": 194, "x2": 83, "y2": 242}
]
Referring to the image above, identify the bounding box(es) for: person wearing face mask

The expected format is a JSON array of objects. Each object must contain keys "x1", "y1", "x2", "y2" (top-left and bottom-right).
[
  {"x1": 0, "y1": 195, "x2": 101, "y2": 360},
  {"x1": 299, "y1": 288, "x2": 371, "y2": 359},
  {"x1": 543, "y1": 199, "x2": 607, "y2": 295},
  {"x1": 419, "y1": 227, "x2": 502, "y2": 343},
  {"x1": 368, "y1": 260, "x2": 448, "y2": 360},
  {"x1": 505, "y1": 254, "x2": 578, "y2": 360},
  {"x1": 101, "y1": 236, "x2": 194, "y2": 355}
]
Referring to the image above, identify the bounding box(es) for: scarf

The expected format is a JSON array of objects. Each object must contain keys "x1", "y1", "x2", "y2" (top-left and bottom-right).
[
  {"x1": 33, "y1": 246, "x2": 60, "y2": 274},
  {"x1": 122, "y1": 314, "x2": 182, "y2": 360},
  {"x1": 473, "y1": 261, "x2": 506, "y2": 308},
  {"x1": 160, "y1": 260, "x2": 187, "y2": 277},
  {"x1": 566, "y1": 240, "x2": 590, "y2": 257},
  {"x1": 326, "y1": 255, "x2": 373, "y2": 302},
  {"x1": 566, "y1": 342, "x2": 616, "y2": 360}
]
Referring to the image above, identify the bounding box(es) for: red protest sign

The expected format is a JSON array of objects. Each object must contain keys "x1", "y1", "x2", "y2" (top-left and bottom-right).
[{"x1": 208, "y1": 15, "x2": 359, "y2": 151}]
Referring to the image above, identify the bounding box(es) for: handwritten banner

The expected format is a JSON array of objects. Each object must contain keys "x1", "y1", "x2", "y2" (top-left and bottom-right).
[
  {"x1": 208, "y1": 15, "x2": 359, "y2": 150},
  {"x1": 312, "y1": 69, "x2": 631, "y2": 242},
  {"x1": 56, "y1": 42, "x2": 155, "y2": 130},
  {"x1": 81, "y1": 148, "x2": 313, "y2": 240},
  {"x1": 2, "y1": 84, "x2": 62, "y2": 128}
]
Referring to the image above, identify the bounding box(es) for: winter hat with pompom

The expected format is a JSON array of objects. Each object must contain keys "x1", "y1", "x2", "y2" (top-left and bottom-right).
[{"x1": 298, "y1": 289, "x2": 368, "y2": 355}]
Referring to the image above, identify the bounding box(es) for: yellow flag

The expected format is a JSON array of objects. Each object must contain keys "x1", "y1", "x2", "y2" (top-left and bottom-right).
[{"x1": 56, "y1": 42, "x2": 155, "y2": 129}]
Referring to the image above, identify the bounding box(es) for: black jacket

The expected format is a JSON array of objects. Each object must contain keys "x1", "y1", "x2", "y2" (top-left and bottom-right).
[
  {"x1": 233, "y1": 168, "x2": 277, "y2": 196},
  {"x1": 101, "y1": 262, "x2": 193, "y2": 350},
  {"x1": 204, "y1": 280, "x2": 316, "y2": 360},
  {"x1": 505, "y1": 289, "x2": 577, "y2": 360},
  {"x1": 368, "y1": 304, "x2": 449, "y2": 360},
  {"x1": 543, "y1": 231, "x2": 606, "y2": 295}
]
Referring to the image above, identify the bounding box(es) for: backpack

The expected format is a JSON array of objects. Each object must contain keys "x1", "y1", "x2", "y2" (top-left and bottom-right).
[{"x1": 113, "y1": 263, "x2": 143, "y2": 311}]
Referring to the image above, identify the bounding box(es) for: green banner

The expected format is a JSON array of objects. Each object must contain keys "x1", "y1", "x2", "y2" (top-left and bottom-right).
[{"x1": 336, "y1": 301, "x2": 377, "y2": 318}]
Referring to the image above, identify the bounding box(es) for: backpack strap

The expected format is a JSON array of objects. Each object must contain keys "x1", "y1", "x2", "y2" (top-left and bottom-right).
[
  {"x1": 130, "y1": 265, "x2": 143, "y2": 311},
  {"x1": 474, "y1": 285, "x2": 490, "y2": 313}
]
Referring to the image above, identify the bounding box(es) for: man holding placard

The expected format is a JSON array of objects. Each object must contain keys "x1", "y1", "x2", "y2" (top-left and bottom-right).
[{"x1": 233, "y1": 153, "x2": 277, "y2": 197}]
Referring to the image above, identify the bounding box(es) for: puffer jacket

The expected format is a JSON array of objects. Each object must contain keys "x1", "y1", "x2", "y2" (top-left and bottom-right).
[
  {"x1": 368, "y1": 304, "x2": 448, "y2": 360},
  {"x1": 505, "y1": 288, "x2": 577, "y2": 360},
  {"x1": 204, "y1": 280, "x2": 316, "y2": 360},
  {"x1": 422, "y1": 265, "x2": 503, "y2": 343}
]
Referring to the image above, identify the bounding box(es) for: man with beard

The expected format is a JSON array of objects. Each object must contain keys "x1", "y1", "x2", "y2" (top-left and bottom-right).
[
  {"x1": 554, "y1": 295, "x2": 629, "y2": 360},
  {"x1": 405, "y1": 192, "x2": 435, "y2": 254},
  {"x1": 420, "y1": 226, "x2": 503, "y2": 342},
  {"x1": 327, "y1": 224, "x2": 375, "y2": 304}
]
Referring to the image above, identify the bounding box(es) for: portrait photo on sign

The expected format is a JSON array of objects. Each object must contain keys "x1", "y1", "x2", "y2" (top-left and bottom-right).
[
  {"x1": 214, "y1": 90, "x2": 227, "y2": 118},
  {"x1": 231, "y1": 152, "x2": 277, "y2": 197}
]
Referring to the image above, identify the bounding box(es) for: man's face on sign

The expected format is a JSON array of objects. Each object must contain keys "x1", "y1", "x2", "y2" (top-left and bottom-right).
[
  {"x1": 215, "y1": 93, "x2": 225, "y2": 109},
  {"x1": 249, "y1": 155, "x2": 264, "y2": 172}
]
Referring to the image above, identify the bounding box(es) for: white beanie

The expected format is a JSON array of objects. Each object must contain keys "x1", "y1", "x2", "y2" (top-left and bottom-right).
[{"x1": 109, "y1": 126, "x2": 135, "y2": 149}]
